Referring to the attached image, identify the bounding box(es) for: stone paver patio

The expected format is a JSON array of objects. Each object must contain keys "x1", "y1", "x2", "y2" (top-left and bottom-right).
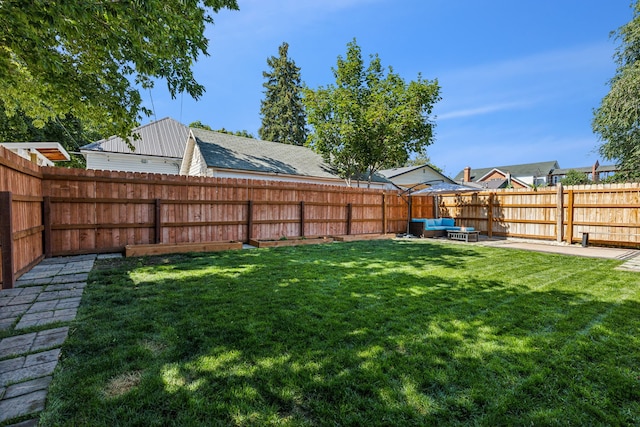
[{"x1": 0, "y1": 254, "x2": 120, "y2": 426}]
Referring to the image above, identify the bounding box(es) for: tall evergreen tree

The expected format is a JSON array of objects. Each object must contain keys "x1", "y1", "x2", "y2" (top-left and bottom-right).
[{"x1": 259, "y1": 42, "x2": 307, "y2": 145}]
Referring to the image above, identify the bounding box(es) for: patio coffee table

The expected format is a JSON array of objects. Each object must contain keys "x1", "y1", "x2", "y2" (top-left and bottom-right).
[{"x1": 447, "y1": 230, "x2": 480, "y2": 243}]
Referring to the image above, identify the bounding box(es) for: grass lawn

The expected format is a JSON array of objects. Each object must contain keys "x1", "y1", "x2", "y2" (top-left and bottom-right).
[{"x1": 39, "y1": 240, "x2": 640, "y2": 426}]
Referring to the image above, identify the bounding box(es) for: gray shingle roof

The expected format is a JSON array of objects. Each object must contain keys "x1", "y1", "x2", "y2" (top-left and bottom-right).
[
  {"x1": 378, "y1": 165, "x2": 424, "y2": 178},
  {"x1": 453, "y1": 160, "x2": 560, "y2": 182},
  {"x1": 191, "y1": 128, "x2": 340, "y2": 179},
  {"x1": 81, "y1": 117, "x2": 189, "y2": 158}
]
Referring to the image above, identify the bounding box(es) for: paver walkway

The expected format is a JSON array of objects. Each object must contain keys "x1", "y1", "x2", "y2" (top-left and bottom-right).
[{"x1": 0, "y1": 254, "x2": 119, "y2": 426}]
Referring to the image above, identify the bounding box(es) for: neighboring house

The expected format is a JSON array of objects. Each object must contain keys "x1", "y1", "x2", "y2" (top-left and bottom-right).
[
  {"x1": 180, "y1": 128, "x2": 392, "y2": 189},
  {"x1": 454, "y1": 160, "x2": 560, "y2": 188},
  {"x1": 80, "y1": 117, "x2": 189, "y2": 174},
  {"x1": 548, "y1": 160, "x2": 618, "y2": 185},
  {"x1": 378, "y1": 164, "x2": 455, "y2": 190},
  {"x1": 0, "y1": 142, "x2": 70, "y2": 166}
]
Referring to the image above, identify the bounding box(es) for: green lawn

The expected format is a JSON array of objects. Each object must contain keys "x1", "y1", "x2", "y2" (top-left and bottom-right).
[{"x1": 40, "y1": 240, "x2": 640, "y2": 426}]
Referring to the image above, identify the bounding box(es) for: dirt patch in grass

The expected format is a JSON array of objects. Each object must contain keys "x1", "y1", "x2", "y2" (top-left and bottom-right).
[{"x1": 103, "y1": 371, "x2": 143, "y2": 399}]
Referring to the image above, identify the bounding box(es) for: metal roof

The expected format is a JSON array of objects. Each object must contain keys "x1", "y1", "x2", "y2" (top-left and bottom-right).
[{"x1": 80, "y1": 117, "x2": 189, "y2": 158}]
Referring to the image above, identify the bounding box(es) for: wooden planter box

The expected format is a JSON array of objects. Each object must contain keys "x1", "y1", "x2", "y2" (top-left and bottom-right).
[
  {"x1": 332, "y1": 233, "x2": 397, "y2": 242},
  {"x1": 249, "y1": 236, "x2": 333, "y2": 248},
  {"x1": 125, "y1": 241, "x2": 242, "y2": 257}
]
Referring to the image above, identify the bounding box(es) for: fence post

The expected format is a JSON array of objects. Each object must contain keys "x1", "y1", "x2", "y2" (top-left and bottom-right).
[
  {"x1": 300, "y1": 201, "x2": 305, "y2": 237},
  {"x1": 346, "y1": 203, "x2": 352, "y2": 235},
  {"x1": 43, "y1": 196, "x2": 52, "y2": 258},
  {"x1": 487, "y1": 193, "x2": 493, "y2": 238},
  {"x1": 247, "y1": 200, "x2": 253, "y2": 242},
  {"x1": 566, "y1": 190, "x2": 574, "y2": 244},
  {"x1": 382, "y1": 194, "x2": 387, "y2": 234},
  {"x1": 154, "y1": 199, "x2": 162, "y2": 244},
  {"x1": 0, "y1": 191, "x2": 14, "y2": 289},
  {"x1": 556, "y1": 184, "x2": 564, "y2": 243}
]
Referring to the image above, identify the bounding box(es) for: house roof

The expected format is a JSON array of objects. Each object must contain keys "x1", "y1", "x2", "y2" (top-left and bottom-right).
[
  {"x1": 0, "y1": 142, "x2": 70, "y2": 162},
  {"x1": 192, "y1": 128, "x2": 393, "y2": 183},
  {"x1": 81, "y1": 117, "x2": 189, "y2": 158},
  {"x1": 551, "y1": 164, "x2": 618, "y2": 175},
  {"x1": 379, "y1": 165, "x2": 424, "y2": 178},
  {"x1": 453, "y1": 160, "x2": 560, "y2": 182},
  {"x1": 378, "y1": 164, "x2": 454, "y2": 183}
]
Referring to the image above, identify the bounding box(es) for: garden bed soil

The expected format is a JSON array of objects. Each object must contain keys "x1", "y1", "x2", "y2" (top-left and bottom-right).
[
  {"x1": 249, "y1": 236, "x2": 333, "y2": 248},
  {"x1": 332, "y1": 233, "x2": 397, "y2": 242}
]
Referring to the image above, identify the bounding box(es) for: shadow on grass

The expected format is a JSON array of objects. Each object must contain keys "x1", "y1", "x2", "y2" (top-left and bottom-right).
[{"x1": 40, "y1": 240, "x2": 640, "y2": 426}]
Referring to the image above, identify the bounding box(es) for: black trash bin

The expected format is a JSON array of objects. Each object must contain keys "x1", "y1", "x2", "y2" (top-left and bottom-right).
[{"x1": 581, "y1": 233, "x2": 589, "y2": 247}]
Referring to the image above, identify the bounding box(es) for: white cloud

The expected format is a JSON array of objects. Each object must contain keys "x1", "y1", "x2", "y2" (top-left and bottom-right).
[
  {"x1": 437, "y1": 100, "x2": 533, "y2": 120},
  {"x1": 433, "y1": 42, "x2": 616, "y2": 123}
]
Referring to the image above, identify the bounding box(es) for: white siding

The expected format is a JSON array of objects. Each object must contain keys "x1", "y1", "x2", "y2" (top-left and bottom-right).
[
  {"x1": 189, "y1": 145, "x2": 207, "y2": 177},
  {"x1": 84, "y1": 152, "x2": 182, "y2": 174},
  {"x1": 390, "y1": 167, "x2": 450, "y2": 187}
]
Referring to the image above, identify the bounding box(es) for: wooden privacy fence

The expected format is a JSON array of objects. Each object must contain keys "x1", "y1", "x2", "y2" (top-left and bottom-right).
[
  {"x1": 2, "y1": 143, "x2": 639, "y2": 288},
  {"x1": 0, "y1": 147, "x2": 45, "y2": 289},
  {"x1": 40, "y1": 168, "x2": 412, "y2": 257},
  {"x1": 437, "y1": 183, "x2": 640, "y2": 247}
]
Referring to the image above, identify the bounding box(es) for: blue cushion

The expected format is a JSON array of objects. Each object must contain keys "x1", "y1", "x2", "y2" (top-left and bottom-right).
[
  {"x1": 441, "y1": 218, "x2": 455, "y2": 227},
  {"x1": 426, "y1": 218, "x2": 439, "y2": 227}
]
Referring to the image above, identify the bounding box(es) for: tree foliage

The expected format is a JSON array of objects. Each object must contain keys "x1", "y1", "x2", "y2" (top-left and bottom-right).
[
  {"x1": 560, "y1": 169, "x2": 591, "y2": 186},
  {"x1": 592, "y1": 1, "x2": 640, "y2": 181},
  {"x1": 259, "y1": 42, "x2": 307, "y2": 145},
  {"x1": 0, "y1": 0, "x2": 238, "y2": 141},
  {"x1": 303, "y1": 39, "x2": 440, "y2": 186},
  {"x1": 404, "y1": 152, "x2": 443, "y2": 173},
  {"x1": 189, "y1": 121, "x2": 254, "y2": 138},
  {"x1": 0, "y1": 102, "x2": 100, "y2": 168}
]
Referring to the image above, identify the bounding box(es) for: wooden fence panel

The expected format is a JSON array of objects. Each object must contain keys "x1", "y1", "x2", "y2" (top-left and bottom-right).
[
  {"x1": 569, "y1": 183, "x2": 640, "y2": 246},
  {"x1": 0, "y1": 147, "x2": 44, "y2": 288},
  {"x1": 431, "y1": 183, "x2": 640, "y2": 247},
  {"x1": 39, "y1": 169, "x2": 409, "y2": 254}
]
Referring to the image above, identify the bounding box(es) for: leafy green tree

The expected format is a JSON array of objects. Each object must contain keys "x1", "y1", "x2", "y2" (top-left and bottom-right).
[
  {"x1": 0, "y1": 102, "x2": 100, "y2": 168},
  {"x1": 560, "y1": 169, "x2": 591, "y2": 186},
  {"x1": 0, "y1": 0, "x2": 238, "y2": 141},
  {"x1": 304, "y1": 39, "x2": 440, "y2": 186},
  {"x1": 259, "y1": 42, "x2": 307, "y2": 145},
  {"x1": 217, "y1": 129, "x2": 255, "y2": 138},
  {"x1": 404, "y1": 152, "x2": 443, "y2": 173},
  {"x1": 189, "y1": 121, "x2": 214, "y2": 131},
  {"x1": 592, "y1": 1, "x2": 640, "y2": 181},
  {"x1": 190, "y1": 121, "x2": 254, "y2": 138}
]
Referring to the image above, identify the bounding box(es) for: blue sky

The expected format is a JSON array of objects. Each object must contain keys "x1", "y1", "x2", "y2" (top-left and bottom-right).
[{"x1": 140, "y1": 0, "x2": 633, "y2": 178}]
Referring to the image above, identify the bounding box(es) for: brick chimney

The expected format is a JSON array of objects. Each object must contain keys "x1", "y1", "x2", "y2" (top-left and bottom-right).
[{"x1": 463, "y1": 166, "x2": 471, "y2": 183}]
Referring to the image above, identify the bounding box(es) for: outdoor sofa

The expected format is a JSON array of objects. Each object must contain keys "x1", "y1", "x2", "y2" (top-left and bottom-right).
[{"x1": 409, "y1": 218, "x2": 474, "y2": 238}]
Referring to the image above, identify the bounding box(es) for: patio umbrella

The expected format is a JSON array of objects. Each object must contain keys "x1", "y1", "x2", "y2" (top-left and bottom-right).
[
  {"x1": 409, "y1": 182, "x2": 479, "y2": 196},
  {"x1": 409, "y1": 182, "x2": 479, "y2": 221}
]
